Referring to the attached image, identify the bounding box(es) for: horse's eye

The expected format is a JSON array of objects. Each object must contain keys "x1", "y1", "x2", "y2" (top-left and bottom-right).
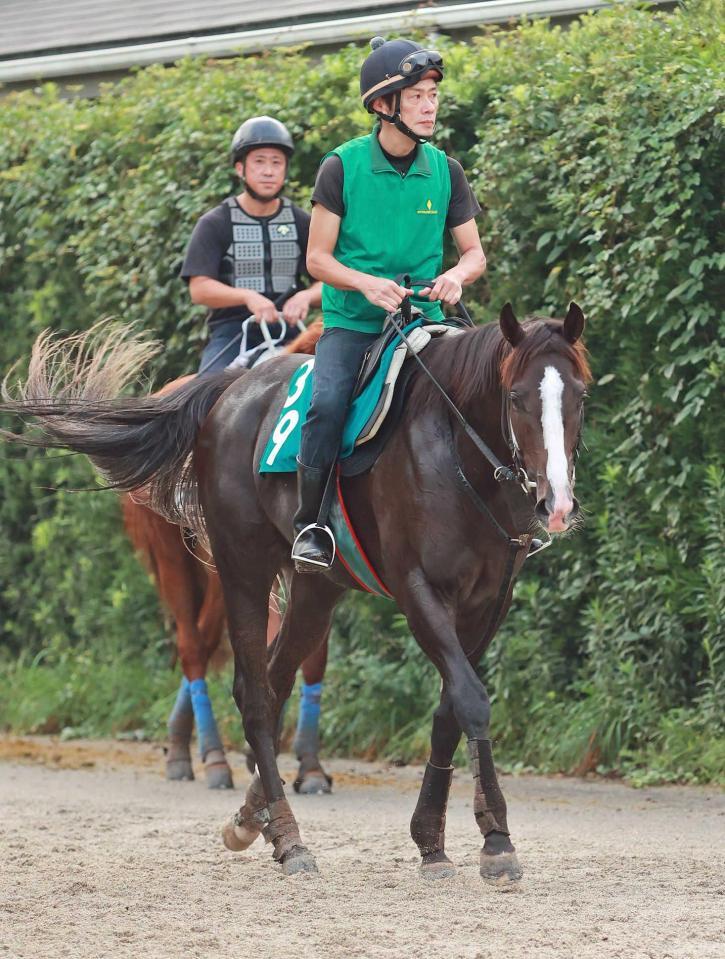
[{"x1": 510, "y1": 393, "x2": 525, "y2": 412}]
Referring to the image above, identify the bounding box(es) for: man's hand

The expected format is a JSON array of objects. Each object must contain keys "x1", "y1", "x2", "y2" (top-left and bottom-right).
[
  {"x1": 419, "y1": 270, "x2": 464, "y2": 306},
  {"x1": 359, "y1": 277, "x2": 414, "y2": 313},
  {"x1": 282, "y1": 290, "x2": 313, "y2": 325},
  {"x1": 245, "y1": 291, "x2": 279, "y2": 324}
]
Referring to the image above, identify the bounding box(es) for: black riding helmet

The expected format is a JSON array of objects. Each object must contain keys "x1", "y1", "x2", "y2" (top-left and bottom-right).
[
  {"x1": 230, "y1": 115, "x2": 295, "y2": 164},
  {"x1": 360, "y1": 37, "x2": 444, "y2": 144}
]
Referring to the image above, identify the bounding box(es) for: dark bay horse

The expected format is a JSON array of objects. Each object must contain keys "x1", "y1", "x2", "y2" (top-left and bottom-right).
[{"x1": 1, "y1": 303, "x2": 590, "y2": 886}]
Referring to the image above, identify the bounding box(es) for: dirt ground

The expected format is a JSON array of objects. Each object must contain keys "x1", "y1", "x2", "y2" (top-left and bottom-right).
[{"x1": 1, "y1": 736, "x2": 723, "y2": 959}]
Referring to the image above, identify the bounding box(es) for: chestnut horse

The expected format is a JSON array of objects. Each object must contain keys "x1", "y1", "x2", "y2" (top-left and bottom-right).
[
  {"x1": 1, "y1": 303, "x2": 590, "y2": 886},
  {"x1": 121, "y1": 322, "x2": 332, "y2": 791}
]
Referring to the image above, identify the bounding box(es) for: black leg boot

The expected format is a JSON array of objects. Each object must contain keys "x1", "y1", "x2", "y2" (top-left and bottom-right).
[{"x1": 291, "y1": 460, "x2": 336, "y2": 574}]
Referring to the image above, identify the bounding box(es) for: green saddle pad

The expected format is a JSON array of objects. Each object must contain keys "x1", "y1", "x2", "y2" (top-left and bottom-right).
[{"x1": 260, "y1": 319, "x2": 426, "y2": 474}]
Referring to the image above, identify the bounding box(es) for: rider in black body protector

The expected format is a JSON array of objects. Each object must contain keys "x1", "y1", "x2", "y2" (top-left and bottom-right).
[{"x1": 181, "y1": 116, "x2": 322, "y2": 373}]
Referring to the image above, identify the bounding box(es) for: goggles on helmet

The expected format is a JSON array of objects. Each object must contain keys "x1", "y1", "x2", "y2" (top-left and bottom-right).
[{"x1": 399, "y1": 49, "x2": 444, "y2": 80}]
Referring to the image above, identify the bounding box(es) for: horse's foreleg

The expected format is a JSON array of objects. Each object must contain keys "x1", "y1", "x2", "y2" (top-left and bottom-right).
[
  {"x1": 146, "y1": 518, "x2": 231, "y2": 788},
  {"x1": 178, "y1": 619, "x2": 233, "y2": 790},
  {"x1": 293, "y1": 636, "x2": 333, "y2": 795},
  {"x1": 467, "y1": 736, "x2": 521, "y2": 886},
  {"x1": 410, "y1": 687, "x2": 459, "y2": 879},
  {"x1": 401, "y1": 577, "x2": 522, "y2": 887},
  {"x1": 268, "y1": 577, "x2": 342, "y2": 795},
  {"x1": 194, "y1": 570, "x2": 234, "y2": 789},
  {"x1": 166, "y1": 676, "x2": 194, "y2": 781}
]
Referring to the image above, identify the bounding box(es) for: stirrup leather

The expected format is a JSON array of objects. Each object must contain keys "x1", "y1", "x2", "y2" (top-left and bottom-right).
[{"x1": 291, "y1": 523, "x2": 336, "y2": 568}]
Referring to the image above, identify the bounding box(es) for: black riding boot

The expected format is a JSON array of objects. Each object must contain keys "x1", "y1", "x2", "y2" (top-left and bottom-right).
[{"x1": 291, "y1": 460, "x2": 335, "y2": 573}]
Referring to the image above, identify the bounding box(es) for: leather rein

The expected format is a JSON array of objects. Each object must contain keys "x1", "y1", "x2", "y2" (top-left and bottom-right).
[{"x1": 388, "y1": 277, "x2": 550, "y2": 556}]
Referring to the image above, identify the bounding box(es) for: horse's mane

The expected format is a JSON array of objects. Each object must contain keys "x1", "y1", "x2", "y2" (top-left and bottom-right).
[{"x1": 408, "y1": 317, "x2": 591, "y2": 414}]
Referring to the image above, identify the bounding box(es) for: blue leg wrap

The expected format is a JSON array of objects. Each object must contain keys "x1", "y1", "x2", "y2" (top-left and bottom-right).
[
  {"x1": 293, "y1": 681, "x2": 322, "y2": 759},
  {"x1": 189, "y1": 678, "x2": 223, "y2": 759},
  {"x1": 168, "y1": 677, "x2": 193, "y2": 742}
]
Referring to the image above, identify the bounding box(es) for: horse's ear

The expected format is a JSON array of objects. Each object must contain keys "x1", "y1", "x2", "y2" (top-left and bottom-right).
[
  {"x1": 563, "y1": 302, "x2": 585, "y2": 343},
  {"x1": 499, "y1": 302, "x2": 524, "y2": 347}
]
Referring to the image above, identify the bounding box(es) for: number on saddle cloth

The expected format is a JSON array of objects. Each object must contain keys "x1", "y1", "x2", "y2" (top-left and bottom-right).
[{"x1": 259, "y1": 316, "x2": 462, "y2": 474}]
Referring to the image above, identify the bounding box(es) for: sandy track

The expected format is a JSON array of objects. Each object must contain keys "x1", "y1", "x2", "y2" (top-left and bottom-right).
[{"x1": 1, "y1": 737, "x2": 723, "y2": 959}]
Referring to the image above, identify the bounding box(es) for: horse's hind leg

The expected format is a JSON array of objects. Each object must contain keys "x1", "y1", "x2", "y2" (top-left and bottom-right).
[
  {"x1": 217, "y1": 550, "x2": 319, "y2": 875},
  {"x1": 410, "y1": 687, "x2": 459, "y2": 879},
  {"x1": 225, "y1": 572, "x2": 342, "y2": 865}
]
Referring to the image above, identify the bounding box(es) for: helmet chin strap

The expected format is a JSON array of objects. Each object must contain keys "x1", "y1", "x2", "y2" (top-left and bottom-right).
[
  {"x1": 375, "y1": 91, "x2": 433, "y2": 145},
  {"x1": 244, "y1": 182, "x2": 285, "y2": 202}
]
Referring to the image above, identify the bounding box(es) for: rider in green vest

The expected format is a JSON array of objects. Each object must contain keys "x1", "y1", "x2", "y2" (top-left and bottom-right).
[{"x1": 292, "y1": 36, "x2": 487, "y2": 572}]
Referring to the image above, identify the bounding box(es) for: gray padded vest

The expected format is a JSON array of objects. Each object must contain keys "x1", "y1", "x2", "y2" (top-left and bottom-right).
[{"x1": 221, "y1": 197, "x2": 300, "y2": 295}]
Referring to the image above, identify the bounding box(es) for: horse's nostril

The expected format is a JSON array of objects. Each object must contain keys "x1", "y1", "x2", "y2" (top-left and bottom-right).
[
  {"x1": 569, "y1": 497, "x2": 580, "y2": 520},
  {"x1": 535, "y1": 498, "x2": 549, "y2": 522}
]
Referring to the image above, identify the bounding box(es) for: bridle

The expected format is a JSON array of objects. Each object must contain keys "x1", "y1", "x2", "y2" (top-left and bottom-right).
[
  {"x1": 389, "y1": 277, "x2": 551, "y2": 494},
  {"x1": 389, "y1": 277, "x2": 523, "y2": 490},
  {"x1": 386, "y1": 279, "x2": 587, "y2": 559},
  {"x1": 500, "y1": 391, "x2": 538, "y2": 497}
]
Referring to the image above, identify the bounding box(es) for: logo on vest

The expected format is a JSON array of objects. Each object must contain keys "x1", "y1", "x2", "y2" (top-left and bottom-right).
[
  {"x1": 417, "y1": 199, "x2": 438, "y2": 215},
  {"x1": 277, "y1": 224, "x2": 291, "y2": 235}
]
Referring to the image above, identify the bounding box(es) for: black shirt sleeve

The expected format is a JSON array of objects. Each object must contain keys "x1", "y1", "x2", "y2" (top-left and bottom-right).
[
  {"x1": 180, "y1": 204, "x2": 231, "y2": 283},
  {"x1": 446, "y1": 158, "x2": 482, "y2": 229},
  {"x1": 311, "y1": 155, "x2": 345, "y2": 217}
]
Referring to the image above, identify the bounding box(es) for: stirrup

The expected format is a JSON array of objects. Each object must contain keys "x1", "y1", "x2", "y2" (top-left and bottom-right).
[{"x1": 291, "y1": 523, "x2": 336, "y2": 570}]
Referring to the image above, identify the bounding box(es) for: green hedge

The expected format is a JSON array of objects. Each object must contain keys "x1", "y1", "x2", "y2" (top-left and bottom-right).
[{"x1": 0, "y1": 1, "x2": 722, "y2": 782}]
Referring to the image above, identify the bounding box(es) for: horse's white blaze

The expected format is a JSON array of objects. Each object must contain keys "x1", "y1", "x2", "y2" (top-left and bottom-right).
[{"x1": 539, "y1": 366, "x2": 572, "y2": 518}]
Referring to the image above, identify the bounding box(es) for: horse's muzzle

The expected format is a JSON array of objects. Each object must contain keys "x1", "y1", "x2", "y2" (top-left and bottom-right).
[{"x1": 535, "y1": 494, "x2": 579, "y2": 533}]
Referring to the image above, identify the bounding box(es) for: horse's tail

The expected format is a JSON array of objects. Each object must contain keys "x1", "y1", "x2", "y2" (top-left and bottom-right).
[{"x1": 1, "y1": 322, "x2": 243, "y2": 522}]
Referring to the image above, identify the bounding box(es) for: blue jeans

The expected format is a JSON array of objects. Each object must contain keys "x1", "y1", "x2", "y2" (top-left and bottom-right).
[
  {"x1": 198, "y1": 320, "x2": 245, "y2": 374},
  {"x1": 299, "y1": 327, "x2": 379, "y2": 471}
]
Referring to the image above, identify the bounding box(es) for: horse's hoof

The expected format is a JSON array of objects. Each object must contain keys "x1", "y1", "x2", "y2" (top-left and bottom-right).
[
  {"x1": 166, "y1": 759, "x2": 194, "y2": 781},
  {"x1": 221, "y1": 817, "x2": 261, "y2": 852},
  {"x1": 280, "y1": 847, "x2": 318, "y2": 876},
  {"x1": 205, "y1": 762, "x2": 234, "y2": 790},
  {"x1": 420, "y1": 852, "x2": 456, "y2": 880},
  {"x1": 479, "y1": 850, "x2": 523, "y2": 888},
  {"x1": 293, "y1": 770, "x2": 332, "y2": 795}
]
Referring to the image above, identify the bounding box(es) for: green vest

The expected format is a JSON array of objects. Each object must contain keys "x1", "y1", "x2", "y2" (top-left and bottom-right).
[{"x1": 322, "y1": 129, "x2": 452, "y2": 333}]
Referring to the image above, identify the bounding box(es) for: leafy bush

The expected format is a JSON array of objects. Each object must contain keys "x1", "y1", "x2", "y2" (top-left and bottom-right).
[{"x1": 0, "y1": 1, "x2": 722, "y2": 782}]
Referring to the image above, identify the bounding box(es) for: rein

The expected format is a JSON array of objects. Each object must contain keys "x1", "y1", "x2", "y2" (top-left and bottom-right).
[
  {"x1": 388, "y1": 277, "x2": 518, "y2": 485},
  {"x1": 387, "y1": 279, "x2": 552, "y2": 558}
]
